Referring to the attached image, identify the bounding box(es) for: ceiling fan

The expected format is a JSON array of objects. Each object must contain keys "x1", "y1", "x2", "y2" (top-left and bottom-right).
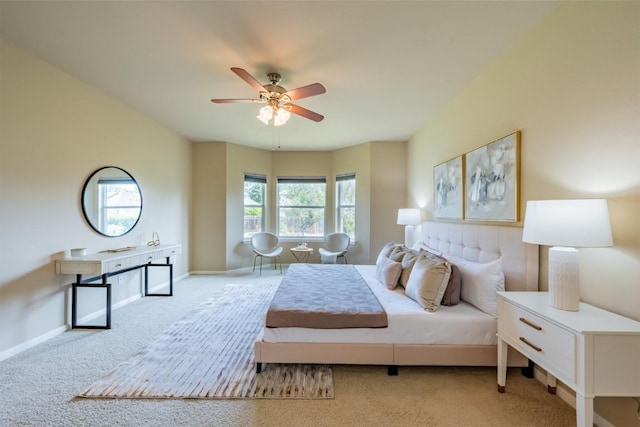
[{"x1": 211, "y1": 67, "x2": 326, "y2": 126}]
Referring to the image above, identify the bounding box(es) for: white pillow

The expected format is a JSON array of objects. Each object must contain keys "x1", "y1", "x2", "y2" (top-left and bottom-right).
[
  {"x1": 447, "y1": 257, "x2": 504, "y2": 318},
  {"x1": 410, "y1": 240, "x2": 423, "y2": 251}
]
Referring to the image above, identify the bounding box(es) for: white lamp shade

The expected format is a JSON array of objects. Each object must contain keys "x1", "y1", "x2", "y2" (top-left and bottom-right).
[
  {"x1": 397, "y1": 208, "x2": 421, "y2": 226},
  {"x1": 522, "y1": 199, "x2": 613, "y2": 248},
  {"x1": 273, "y1": 108, "x2": 291, "y2": 126}
]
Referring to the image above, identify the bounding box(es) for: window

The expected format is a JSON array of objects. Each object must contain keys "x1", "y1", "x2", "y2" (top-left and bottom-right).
[
  {"x1": 97, "y1": 178, "x2": 141, "y2": 236},
  {"x1": 336, "y1": 173, "x2": 356, "y2": 239},
  {"x1": 244, "y1": 173, "x2": 266, "y2": 239},
  {"x1": 277, "y1": 177, "x2": 326, "y2": 238}
]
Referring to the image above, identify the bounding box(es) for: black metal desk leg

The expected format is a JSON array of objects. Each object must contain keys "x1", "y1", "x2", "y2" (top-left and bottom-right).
[
  {"x1": 70, "y1": 281, "x2": 111, "y2": 329},
  {"x1": 144, "y1": 259, "x2": 174, "y2": 297}
]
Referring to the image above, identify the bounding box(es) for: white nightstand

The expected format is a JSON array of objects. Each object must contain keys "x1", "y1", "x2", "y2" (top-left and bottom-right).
[{"x1": 496, "y1": 291, "x2": 640, "y2": 427}]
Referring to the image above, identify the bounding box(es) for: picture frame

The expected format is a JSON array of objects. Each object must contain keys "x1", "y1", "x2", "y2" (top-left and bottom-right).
[
  {"x1": 434, "y1": 155, "x2": 464, "y2": 220},
  {"x1": 464, "y1": 131, "x2": 520, "y2": 222}
]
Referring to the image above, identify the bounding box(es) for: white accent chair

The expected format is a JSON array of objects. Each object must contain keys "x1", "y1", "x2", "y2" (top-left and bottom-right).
[
  {"x1": 250, "y1": 232, "x2": 283, "y2": 275},
  {"x1": 318, "y1": 232, "x2": 350, "y2": 264}
]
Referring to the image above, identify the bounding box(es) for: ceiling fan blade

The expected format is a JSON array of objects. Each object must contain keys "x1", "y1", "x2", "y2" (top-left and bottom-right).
[
  {"x1": 286, "y1": 103, "x2": 324, "y2": 122},
  {"x1": 231, "y1": 67, "x2": 268, "y2": 93},
  {"x1": 211, "y1": 98, "x2": 262, "y2": 104},
  {"x1": 284, "y1": 83, "x2": 326, "y2": 101}
]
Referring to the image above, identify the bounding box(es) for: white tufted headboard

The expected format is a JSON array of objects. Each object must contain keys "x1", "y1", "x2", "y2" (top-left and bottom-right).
[{"x1": 420, "y1": 221, "x2": 539, "y2": 291}]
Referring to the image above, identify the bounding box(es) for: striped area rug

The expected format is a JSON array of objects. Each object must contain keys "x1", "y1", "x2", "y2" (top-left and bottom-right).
[{"x1": 79, "y1": 282, "x2": 333, "y2": 399}]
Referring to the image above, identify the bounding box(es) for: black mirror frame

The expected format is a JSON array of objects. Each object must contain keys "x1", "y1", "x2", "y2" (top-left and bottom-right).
[{"x1": 81, "y1": 166, "x2": 143, "y2": 238}]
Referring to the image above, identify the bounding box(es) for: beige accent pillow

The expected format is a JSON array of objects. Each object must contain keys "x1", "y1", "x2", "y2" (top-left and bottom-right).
[
  {"x1": 404, "y1": 255, "x2": 452, "y2": 312},
  {"x1": 425, "y1": 250, "x2": 461, "y2": 306},
  {"x1": 400, "y1": 250, "x2": 419, "y2": 288},
  {"x1": 376, "y1": 256, "x2": 403, "y2": 290},
  {"x1": 389, "y1": 245, "x2": 410, "y2": 262},
  {"x1": 375, "y1": 242, "x2": 398, "y2": 266}
]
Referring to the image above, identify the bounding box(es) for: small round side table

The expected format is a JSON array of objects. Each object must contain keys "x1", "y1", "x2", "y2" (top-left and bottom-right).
[{"x1": 290, "y1": 247, "x2": 313, "y2": 263}]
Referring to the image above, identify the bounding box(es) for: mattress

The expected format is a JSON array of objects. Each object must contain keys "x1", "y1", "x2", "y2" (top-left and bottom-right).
[{"x1": 262, "y1": 265, "x2": 498, "y2": 345}]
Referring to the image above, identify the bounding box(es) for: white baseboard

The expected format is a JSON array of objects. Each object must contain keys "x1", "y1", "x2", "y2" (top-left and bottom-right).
[
  {"x1": 189, "y1": 270, "x2": 228, "y2": 275},
  {"x1": 1, "y1": 276, "x2": 186, "y2": 362},
  {"x1": 533, "y1": 366, "x2": 613, "y2": 427},
  {"x1": 0, "y1": 324, "x2": 67, "y2": 362},
  {"x1": 74, "y1": 292, "x2": 142, "y2": 325}
]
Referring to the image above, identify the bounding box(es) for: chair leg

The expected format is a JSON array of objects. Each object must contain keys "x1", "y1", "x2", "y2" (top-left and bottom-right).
[
  {"x1": 259, "y1": 256, "x2": 263, "y2": 276},
  {"x1": 253, "y1": 255, "x2": 258, "y2": 272}
]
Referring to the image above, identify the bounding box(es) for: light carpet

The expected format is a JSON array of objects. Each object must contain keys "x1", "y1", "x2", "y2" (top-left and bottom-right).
[{"x1": 79, "y1": 281, "x2": 333, "y2": 399}]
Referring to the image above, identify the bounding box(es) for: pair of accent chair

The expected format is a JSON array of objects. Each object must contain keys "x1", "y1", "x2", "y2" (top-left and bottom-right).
[{"x1": 250, "y1": 232, "x2": 350, "y2": 274}]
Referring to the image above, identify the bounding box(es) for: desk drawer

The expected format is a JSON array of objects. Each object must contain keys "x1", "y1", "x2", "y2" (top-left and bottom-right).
[
  {"x1": 104, "y1": 258, "x2": 132, "y2": 273},
  {"x1": 499, "y1": 299, "x2": 576, "y2": 383}
]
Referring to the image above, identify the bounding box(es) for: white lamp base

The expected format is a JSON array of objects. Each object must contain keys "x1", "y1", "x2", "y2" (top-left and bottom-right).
[
  {"x1": 548, "y1": 247, "x2": 580, "y2": 311},
  {"x1": 404, "y1": 225, "x2": 415, "y2": 248}
]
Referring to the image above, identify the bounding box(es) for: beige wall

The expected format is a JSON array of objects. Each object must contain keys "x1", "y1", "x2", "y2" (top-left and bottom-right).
[
  {"x1": 190, "y1": 141, "x2": 226, "y2": 271},
  {"x1": 370, "y1": 141, "x2": 408, "y2": 257},
  {"x1": 0, "y1": 40, "x2": 191, "y2": 357},
  {"x1": 191, "y1": 141, "x2": 406, "y2": 270},
  {"x1": 407, "y1": 2, "x2": 639, "y2": 423}
]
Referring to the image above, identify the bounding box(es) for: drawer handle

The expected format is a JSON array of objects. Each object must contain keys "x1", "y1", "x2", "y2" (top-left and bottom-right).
[
  {"x1": 115, "y1": 263, "x2": 122, "y2": 268},
  {"x1": 519, "y1": 337, "x2": 542, "y2": 352},
  {"x1": 519, "y1": 317, "x2": 542, "y2": 331},
  {"x1": 148, "y1": 256, "x2": 154, "y2": 260}
]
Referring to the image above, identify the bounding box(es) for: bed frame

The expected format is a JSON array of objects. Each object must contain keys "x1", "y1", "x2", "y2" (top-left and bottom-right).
[{"x1": 254, "y1": 221, "x2": 539, "y2": 373}]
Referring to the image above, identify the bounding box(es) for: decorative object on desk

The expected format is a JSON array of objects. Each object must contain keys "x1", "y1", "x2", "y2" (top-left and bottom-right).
[
  {"x1": 101, "y1": 246, "x2": 136, "y2": 253},
  {"x1": 465, "y1": 131, "x2": 520, "y2": 221},
  {"x1": 147, "y1": 231, "x2": 160, "y2": 246},
  {"x1": 69, "y1": 248, "x2": 87, "y2": 257},
  {"x1": 522, "y1": 199, "x2": 613, "y2": 311},
  {"x1": 81, "y1": 166, "x2": 142, "y2": 237},
  {"x1": 397, "y1": 208, "x2": 420, "y2": 248},
  {"x1": 297, "y1": 242, "x2": 307, "y2": 248},
  {"x1": 434, "y1": 156, "x2": 464, "y2": 219}
]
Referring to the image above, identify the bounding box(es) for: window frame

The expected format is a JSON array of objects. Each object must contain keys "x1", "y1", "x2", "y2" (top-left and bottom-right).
[
  {"x1": 276, "y1": 176, "x2": 327, "y2": 239},
  {"x1": 336, "y1": 173, "x2": 356, "y2": 240},
  {"x1": 97, "y1": 177, "x2": 141, "y2": 236},
  {"x1": 243, "y1": 173, "x2": 267, "y2": 239}
]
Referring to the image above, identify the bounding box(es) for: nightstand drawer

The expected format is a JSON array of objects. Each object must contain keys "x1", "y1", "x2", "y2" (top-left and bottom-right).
[{"x1": 499, "y1": 299, "x2": 576, "y2": 383}]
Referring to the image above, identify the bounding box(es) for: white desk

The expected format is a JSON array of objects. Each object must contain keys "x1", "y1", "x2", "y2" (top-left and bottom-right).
[
  {"x1": 55, "y1": 244, "x2": 181, "y2": 329},
  {"x1": 497, "y1": 291, "x2": 640, "y2": 427}
]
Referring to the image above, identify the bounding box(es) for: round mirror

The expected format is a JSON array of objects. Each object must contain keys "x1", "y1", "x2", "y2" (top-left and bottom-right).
[{"x1": 81, "y1": 166, "x2": 142, "y2": 237}]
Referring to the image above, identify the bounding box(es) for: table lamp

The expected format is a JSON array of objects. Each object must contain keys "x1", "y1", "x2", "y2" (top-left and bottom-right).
[
  {"x1": 397, "y1": 208, "x2": 421, "y2": 248},
  {"x1": 522, "y1": 199, "x2": 613, "y2": 311}
]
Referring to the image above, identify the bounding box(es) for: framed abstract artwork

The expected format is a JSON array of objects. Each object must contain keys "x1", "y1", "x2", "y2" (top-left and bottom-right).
[
  {"x1": 434, "y1": 155, "x2": 464, "y2": 219},
  {"x1": 464, "y1": 131, "x2": 521, "y2": 221}
]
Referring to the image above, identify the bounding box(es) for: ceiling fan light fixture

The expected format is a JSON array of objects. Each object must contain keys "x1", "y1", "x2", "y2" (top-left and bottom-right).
[
  {"x1": 257, "y1": 105, "x2": 273, "y2": 125},
  {"x1": 214, "y1": 68, "x2": 325, "y2": 126},
  {"x1": 273, "y1": 107, "x2": 291, "y2": 126}
]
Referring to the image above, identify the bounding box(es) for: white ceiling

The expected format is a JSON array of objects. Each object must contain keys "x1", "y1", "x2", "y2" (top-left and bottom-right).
[{"x1": 0, "y1": 1, "x2": 560, "y2": 151}]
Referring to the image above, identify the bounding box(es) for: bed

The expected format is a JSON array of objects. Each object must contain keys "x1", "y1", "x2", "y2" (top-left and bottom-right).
[{"x1": 254, "y1": 221, "x2": 539, "y2": 373}]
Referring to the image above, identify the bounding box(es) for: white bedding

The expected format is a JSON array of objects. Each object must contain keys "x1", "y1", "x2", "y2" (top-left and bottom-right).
[{"x1": 262, "y1": 264, "x2": 497, "y2": 346}]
